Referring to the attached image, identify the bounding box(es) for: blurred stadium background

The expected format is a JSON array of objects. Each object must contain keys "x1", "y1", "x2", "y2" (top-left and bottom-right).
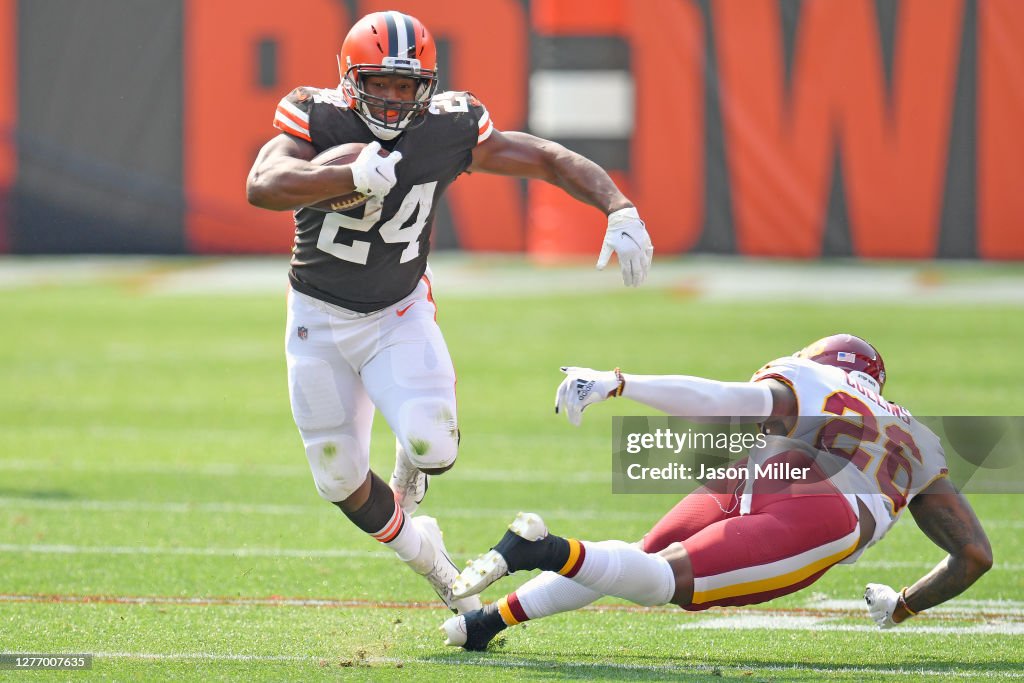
[{"x1": 0, "y1": 0, "x2": 1021, "y2": 259}]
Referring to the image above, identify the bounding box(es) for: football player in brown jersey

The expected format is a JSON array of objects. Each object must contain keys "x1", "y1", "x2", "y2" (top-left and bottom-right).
[
  {"x1": 443, "y1": 335, "x2": 992, "y2": 650},
  {"x1": 246, "y1": 11, "x2": 653, "y2": 614}
]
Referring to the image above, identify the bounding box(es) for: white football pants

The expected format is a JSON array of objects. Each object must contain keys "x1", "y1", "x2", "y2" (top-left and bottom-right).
[{"x1": 285, "y1": 274, "x2": 458, "y2": 502}]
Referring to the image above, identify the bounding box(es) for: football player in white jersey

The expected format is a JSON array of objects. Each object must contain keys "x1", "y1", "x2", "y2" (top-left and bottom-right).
[
  {"x1": 245, "y1": 11, "x2": 653, "y2": 614},
  {"x1": 442, "y1": 334, "x2": 992, "y2": 650}
]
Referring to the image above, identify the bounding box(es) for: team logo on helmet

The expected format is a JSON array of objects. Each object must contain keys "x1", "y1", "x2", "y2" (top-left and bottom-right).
[{"x1": 796, "y1": 334, "x2": 887, "y2": 391}]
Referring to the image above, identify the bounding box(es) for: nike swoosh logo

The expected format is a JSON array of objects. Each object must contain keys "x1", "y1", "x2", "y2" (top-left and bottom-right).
[
  {"x1": 396, "y1": 302, "x2": 415, "y2": 316},
  {"x1": 619, "y1": 231, "x2": 641, "y2": 249}
]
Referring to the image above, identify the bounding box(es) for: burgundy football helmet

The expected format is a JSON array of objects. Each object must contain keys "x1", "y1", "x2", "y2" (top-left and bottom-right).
[{"x1": 795, "y1": 334, "x2": 886, "y2": 391}]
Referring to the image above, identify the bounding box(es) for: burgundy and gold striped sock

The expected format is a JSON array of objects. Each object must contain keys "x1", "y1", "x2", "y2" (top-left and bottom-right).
[
  {"x1": 495, "y1": 592, "x2": 530, "y2": 626},
  {"x1": 556, "y1": 538, "x2": 587, "y2": 578}
]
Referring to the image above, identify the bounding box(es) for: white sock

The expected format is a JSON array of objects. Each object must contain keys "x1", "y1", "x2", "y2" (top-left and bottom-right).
[
  {"x1": 515, "y1": 571, "x2": 602, "y2": 620},
  {"x1": 570, "y1": 540, "x2": 675, "y2": 606},
  {"x1": 371, "y1": 501, "x2": 422, "y2": 564}
]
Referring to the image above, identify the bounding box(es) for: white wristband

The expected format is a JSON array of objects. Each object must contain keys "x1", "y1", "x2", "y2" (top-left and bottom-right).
[{"x1": 607, "y1": 207, "x2": 641, "y2": 227}]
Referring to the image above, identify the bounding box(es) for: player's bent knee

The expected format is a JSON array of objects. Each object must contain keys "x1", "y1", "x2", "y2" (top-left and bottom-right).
[
  {"x1": 403, "y1": 434, "x2": 458, "y2": 471},
  {"x1": 419, "y1": 461, "x2": 455, "y2": 476},
  {"x1": 396, "y1": 398, "x2": 459, "y2": 471},
  {"x1": 304, "y1": 435, "x2": 369, "y2": 503}
]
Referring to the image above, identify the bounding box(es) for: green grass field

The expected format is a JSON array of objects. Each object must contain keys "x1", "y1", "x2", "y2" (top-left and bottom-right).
[{"x1": 1, "y1": 256, "x2": 1022, "y2": 681}]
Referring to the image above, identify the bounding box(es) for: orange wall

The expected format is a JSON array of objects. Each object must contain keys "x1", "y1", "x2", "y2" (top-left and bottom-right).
[
  {"x1": 716, "y1": 0, "x2": 963, "y2": 257},
  {"x1": 979, "y1": 0, "x2": 1024, "y2": 259},
  {"x1": 2, "y1": 1, "x2": 1019, "y2": 258},
  {"x1": 184, "y1": 0, "x2": 349, "y2": 253}
]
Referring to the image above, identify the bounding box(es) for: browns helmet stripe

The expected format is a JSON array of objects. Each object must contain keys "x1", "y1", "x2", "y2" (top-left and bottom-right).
[
  {"x1": 384, "y1": 12, "x2": 398, "y2": 57},
  {"x1": 400, "y1": 11, "x2": 416, "y2": 57},
  {"x1": 384, "y1": 11, "x2": 416, "y2": 59}
]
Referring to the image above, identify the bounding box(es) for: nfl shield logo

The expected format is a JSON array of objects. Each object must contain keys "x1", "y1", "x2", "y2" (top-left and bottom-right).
[{"x1": 297, "y1": 326, "x2": 308, "y2": 340}]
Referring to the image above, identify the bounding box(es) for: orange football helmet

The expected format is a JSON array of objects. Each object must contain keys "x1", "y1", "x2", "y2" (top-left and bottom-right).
[{"x1": 338, "y1": 11, "x2": 438, "y2": 140}]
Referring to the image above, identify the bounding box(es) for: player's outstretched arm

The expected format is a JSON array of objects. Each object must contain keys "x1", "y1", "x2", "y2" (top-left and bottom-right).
[
  {"x1": 554, "y1": 368, "x2": 792, "y2": 426},
  {"x1": 470, "y1": 130, "x2": 653, "y2": 286},
  {"x1": 865, "y1": 477, "x2": 992, "y2": 629}
]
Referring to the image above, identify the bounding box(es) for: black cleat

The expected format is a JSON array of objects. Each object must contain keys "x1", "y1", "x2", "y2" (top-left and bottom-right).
[{"x1": 441, "y1": 605, "x2": 509, "y2": 651}]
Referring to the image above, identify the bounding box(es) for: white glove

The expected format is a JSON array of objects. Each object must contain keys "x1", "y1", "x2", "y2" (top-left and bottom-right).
[
  {"x1": 349, "y1": 141, "x2": 403, "y2": 197},
  {"x1": 596, "y1": 207, "x2": 654, "y2": 287},
  {"x1": 864, "y1": 583, "x2": 900, "y2": 629},
  {"x1": 554, "y1": 366, "x2": 622, "y2": 427}
]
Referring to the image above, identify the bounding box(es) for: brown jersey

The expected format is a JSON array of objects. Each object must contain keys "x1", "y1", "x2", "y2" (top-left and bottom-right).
[{"x1": 272, "y1": 87, "x2": 495, "y2": 312}]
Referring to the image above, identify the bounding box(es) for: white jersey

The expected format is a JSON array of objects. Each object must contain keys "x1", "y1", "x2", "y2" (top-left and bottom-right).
[{"x1": 752, "y1": 357, "x2": 948, "y2": 561}]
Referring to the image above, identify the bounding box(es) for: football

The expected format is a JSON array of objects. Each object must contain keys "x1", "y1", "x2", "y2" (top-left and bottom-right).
[{"x1": 304, "y1": 142, "x2": 379, "y2": 212}]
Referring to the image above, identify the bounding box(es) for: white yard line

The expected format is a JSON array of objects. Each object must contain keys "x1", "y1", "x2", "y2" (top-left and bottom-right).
[
  {"x1": 677, "y1": 614, "x2": 1024, "y2": 635},
  {"x1": 3, "y1": 255, "x2": 1024, "y2": 304},
  {"x1": 0, "y1": 459, "x2": 307, "y2": 477},
  {"x1": 398, "y1": 656, "x2": 1024, "y2": 679},
  {"x1": 0, "y1": 595, "x2": 431, "y2": 609},
  {"x1": 5, "y1": 592, "x2": 1022, "y2": 619},
  {"x1": 811, "y1": 598, "x2": 1024, "y2": 616},
  {"x1": 0, "y1": 543, "x2": 391, "y2": 559},
  {"x1": 17, "y1": 651, "x2": 1014, "y2": 678},
  {"x1": 0, "y1": 498, "x2": 314, "y2": 515},
  {"x1": 0, "y1": 495, "x2": 1020, "y2": 570},
  {"x1": 0, "y1": 495, "x2": 957, "y2": 529},
  {"x1": 0, "y1": 459, "x2": 606, "y2": 483},
  {"x1": 0, "y1": 497, "x2": 650, "y2": 521},
  {"x1": 857, "y1": 558, "x2": 1024, "y2": 572},
  {"x1": 89, "y1": 651, "x2": 310, "y2": 663},
  {"x1": 2, "y1": 542, "x2": 1020, "y2": 574}
]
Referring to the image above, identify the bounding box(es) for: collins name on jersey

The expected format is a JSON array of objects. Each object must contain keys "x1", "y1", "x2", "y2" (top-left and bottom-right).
[
  {"x1": 272, "y1": 87, "x2": 494, "y2": 313},
  {"x1": 753, "y1": 356, "x2": 948, "y2": 560}
]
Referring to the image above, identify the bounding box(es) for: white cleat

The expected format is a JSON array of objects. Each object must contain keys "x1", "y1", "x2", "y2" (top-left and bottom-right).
[
  {"x1": 440, "y1": 615, "x2": 468, "y2": 647},
  {"x1": 452, "y1": 550, "x2": 508, "y2": 600},
  {"x1": 412, "y1": 516, "x2": 482, "y2": 614},
  {"x1": 508, "y1": 511, "x2": 548, "y2": 542},
  {"x1": 390, "y1": 458, "x2": 428, "y2": 516},
  {"x1": 451, "y1": 512, "x2": 548, "y2": 599}
]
